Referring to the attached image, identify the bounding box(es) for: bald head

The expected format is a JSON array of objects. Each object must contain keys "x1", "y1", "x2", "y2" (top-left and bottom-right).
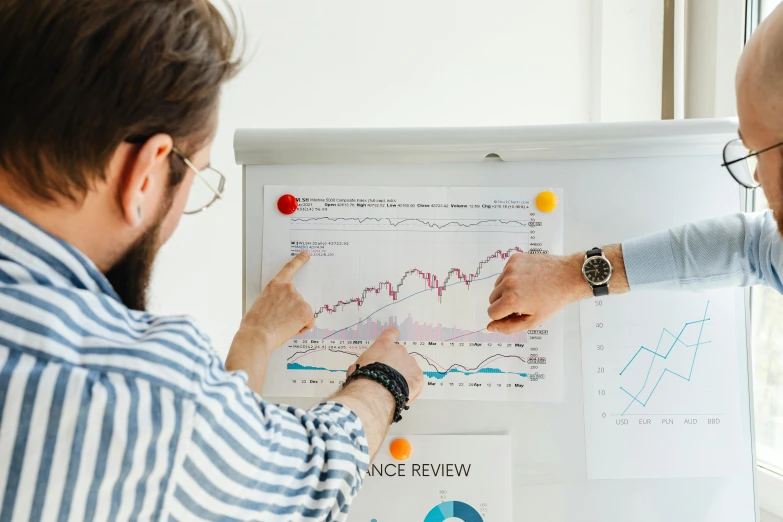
[
  {"x1": 736, "y1": 3, "x2": 783, "y2": 239},
  {"x1": 737, "y1": 2, "x2": 783, "y2": 147}
]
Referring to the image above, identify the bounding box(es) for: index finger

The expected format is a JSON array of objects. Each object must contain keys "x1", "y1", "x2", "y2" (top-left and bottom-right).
[
  {"x1": 273, "y1": 251, "x2": 310, "y2": 282},
  {"x1": 376, "y1": 328, "x2": 400, "y2": 343}
]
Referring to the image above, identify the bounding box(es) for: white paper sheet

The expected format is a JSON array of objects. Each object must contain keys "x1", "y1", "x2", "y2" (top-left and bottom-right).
[
  {"x1": 347, "y1": 435, "x2": 513, "y2": 521},
  {"x1": 580, "y1": 289, "x2": 747, "y2": 479},
  {"x1": 260, "y1": 185, "x2": 564, "y2": 401}
]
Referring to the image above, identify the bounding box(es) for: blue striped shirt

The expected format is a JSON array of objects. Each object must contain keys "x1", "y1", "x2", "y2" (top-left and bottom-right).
[{"x1": 0, "y1": 204, "x2": 369, "y2": 521}]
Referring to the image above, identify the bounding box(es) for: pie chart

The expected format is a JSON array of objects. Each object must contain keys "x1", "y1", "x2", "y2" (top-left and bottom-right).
[{"x1": 423, "y1": 501, "x2": 483, "y2": 522}]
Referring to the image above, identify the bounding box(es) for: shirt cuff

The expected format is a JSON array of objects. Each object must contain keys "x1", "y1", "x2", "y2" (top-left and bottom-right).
[
  {"x1": 621, "y1": 230, "x2": 680, "y2": 291},
  {"x1": 308, "y1": 402, "x2": 370, "y2": 473}
]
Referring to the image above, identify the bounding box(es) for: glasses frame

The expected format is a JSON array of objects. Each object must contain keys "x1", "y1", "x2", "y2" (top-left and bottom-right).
[
  {"x1": 170, "y1": 147, "x2": 226, "y2": 215},
  {"x1": 721, "y1": 138, "x2": 783, "y2": 189}
]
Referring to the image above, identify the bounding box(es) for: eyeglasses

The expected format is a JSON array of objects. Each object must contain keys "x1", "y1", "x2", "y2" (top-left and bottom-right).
[
  {"x1": 721, "y1": 138, "x2": 783, "y2": 189},
  {"x1": 123, "y1": 135, "x2": 225, "y2": 215},
  {"x1": 171, "y1": 147, "x2": 226, "y2": 215}
]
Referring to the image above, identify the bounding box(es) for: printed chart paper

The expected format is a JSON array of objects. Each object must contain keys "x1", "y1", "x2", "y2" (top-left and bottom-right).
[
  {"x1": 580, "y1": 289, "x2": 746, "y2": 479},
  {"x1": 347, "y1": 435, "x2": 512, "y2": 522},
  {"x1": 260, "y1": 185, "x2": 564, "y2": 401}
]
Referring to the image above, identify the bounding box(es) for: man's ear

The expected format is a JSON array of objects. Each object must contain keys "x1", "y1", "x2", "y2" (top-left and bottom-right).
[{"x1": 117, "y1": 134, "x2": 174, "y2": 228}]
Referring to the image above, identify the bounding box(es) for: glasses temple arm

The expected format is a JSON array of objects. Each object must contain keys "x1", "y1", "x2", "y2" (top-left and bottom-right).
[{"x1": 181, "y1": 155, "x2": 223, "y2": 199}]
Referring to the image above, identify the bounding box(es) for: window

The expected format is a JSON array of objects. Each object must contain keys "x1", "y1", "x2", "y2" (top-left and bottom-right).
[
  {"x1": 746, "y1": 3, "x2": 783, "y2": 520},
  {"x1": 753, "y1": 0, "x2": 783, "y2": 476},
  {"x1": 751, "y1": 191, "x2": 783, "y2": 476},
  {"x1": 762, "y1": 0, "x2": 783, "y2": 18}
]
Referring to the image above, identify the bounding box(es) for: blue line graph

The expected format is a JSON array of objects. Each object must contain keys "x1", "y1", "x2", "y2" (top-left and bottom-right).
[{"x1": 619, "y1": 301, "x2": 711, "y2": 416}]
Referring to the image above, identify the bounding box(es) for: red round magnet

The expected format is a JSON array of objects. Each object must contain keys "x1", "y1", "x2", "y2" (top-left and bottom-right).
[{"x1": 277, "y1": 194, "x2": 298, "y2": 215}]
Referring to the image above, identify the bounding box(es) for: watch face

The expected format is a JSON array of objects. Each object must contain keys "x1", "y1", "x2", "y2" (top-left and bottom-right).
[{"x1": 583, "y1": 256, "x2": 611, "y2": 285}]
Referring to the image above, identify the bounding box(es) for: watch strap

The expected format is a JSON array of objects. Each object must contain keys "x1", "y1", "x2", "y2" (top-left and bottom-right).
[{"x1": 586, "y1": 247, "x2": 602, "y2": 258}]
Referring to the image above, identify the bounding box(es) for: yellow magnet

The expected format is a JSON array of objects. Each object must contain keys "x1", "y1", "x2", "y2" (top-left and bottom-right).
[
  {"x1": 389, "y1": 438, "x2": 412, "y2": 461},
  {"x1": 536, "y1": 191, "x2": 558, "y2": 213}
]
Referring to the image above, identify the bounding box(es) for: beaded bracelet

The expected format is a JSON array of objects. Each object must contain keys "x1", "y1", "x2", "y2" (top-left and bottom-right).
[{"x1": 343, "y1": 362, "x2": 410, "y2": 423}]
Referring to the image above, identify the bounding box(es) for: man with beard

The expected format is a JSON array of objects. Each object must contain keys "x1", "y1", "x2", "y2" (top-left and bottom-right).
[
  {"x1": 0, "y1": 1, "x2": 423, "y2": 521},
  {"x1": 487, "y1": 5, "x2": 783, "y2": 336}
]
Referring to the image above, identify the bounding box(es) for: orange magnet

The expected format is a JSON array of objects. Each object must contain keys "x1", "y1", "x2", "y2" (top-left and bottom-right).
[
  {"x1": 535, "y1": 191, "x2": 558, "y2": 213},
  {"x1": 389, "y1": 438, "x2": 412, "y2": 461}
]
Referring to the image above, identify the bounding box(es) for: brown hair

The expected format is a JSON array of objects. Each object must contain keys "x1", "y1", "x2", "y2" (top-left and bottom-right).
[{"x1": 0, "y1": 0, "x2": 241, "y2": 201}]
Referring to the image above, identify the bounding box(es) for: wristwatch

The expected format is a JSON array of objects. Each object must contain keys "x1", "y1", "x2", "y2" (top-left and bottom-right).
[{"x1": 582, "y1": 247, "x2": 612, "y2": 296}]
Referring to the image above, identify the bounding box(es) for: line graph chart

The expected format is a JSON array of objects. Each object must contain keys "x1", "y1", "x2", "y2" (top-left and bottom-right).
[
  {"x1": 291, "y1": 216, "x2": 533, "y2": 233},
  {"x1": 618, "y1": 301, "x2": 710, "y2": 415},
  {"x1": 580, "y1": 290, "x2": 745, "y2": 479},
  {"x1": 261, "y1": 185, "x2": 564, "y2": 401},
  {"x1": 286, "y1": 347, "x2": 535, "y2": 380}
]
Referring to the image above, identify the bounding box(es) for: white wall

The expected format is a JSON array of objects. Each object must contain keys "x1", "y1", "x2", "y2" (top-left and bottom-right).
[
  {"x1": 595, "y1": 0, "x2": 663, "y2": 122},
  {"x1": 149, "y1": 0, "x2": 664, "y2": 355},
  {"x1": 684, "y1": 0, "x2": 744, "y2": 119}
]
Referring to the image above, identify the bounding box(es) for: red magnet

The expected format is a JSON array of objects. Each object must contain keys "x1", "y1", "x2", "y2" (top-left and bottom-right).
[{"x1": 277, "y1": 194, "x2": 298, "y2": 215}]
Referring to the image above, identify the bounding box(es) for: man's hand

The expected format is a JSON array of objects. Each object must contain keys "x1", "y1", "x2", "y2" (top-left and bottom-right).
[
  {"x1": 333, "y1": 329, "x2": 424, "y2": 458},
  {"x1": 487, "y1": 247, "x2": 629, "y2": 334},
  {"x1": 349, "y1": 329, "x2": 424, "y2": 402},
  {"x1": 226, "y1": 251, "x2": 314, "y2": 393},
  {"x1": 240, "y1": 251, "x2": 315, "y2": 348}
]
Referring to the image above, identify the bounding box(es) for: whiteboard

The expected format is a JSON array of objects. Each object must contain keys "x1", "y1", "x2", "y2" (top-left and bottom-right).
[{"x1": 236, "y1": 119, "x2": 758, "y2": 522}]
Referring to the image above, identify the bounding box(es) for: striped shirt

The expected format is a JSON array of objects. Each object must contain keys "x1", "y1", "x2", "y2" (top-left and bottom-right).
[{"x1": 0, "y1": 204, "x2": 369, "y2": 521}]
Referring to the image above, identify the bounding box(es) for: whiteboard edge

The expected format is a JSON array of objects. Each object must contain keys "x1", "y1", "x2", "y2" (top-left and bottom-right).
[{"x1": 234, "y1": 118, "x2": 739, "y2": 165}]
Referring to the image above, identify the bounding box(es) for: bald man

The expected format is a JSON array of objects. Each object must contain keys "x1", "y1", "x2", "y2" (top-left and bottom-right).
[{"x1": 487, "y1": 4, "x2": 783, "y2": 333}]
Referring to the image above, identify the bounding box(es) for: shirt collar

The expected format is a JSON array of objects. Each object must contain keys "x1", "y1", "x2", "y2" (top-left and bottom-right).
[{"x1": 0, "y1": 203, "x2": 121, "y2": 301}]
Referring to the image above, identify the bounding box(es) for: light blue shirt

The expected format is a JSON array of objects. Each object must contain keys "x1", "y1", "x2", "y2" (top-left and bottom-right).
[{"x1": 622, "y1": 210, "x2": 783, "y2": 293}]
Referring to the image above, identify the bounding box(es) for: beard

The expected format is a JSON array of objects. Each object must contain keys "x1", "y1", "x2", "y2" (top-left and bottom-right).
[
  {"x1": 104, "y1": 219, "x2": 163, "y2": 312},
  {"x1": 774, "y1": 209, "x2": 783, "y2": 240},
  {"x1": 764, "y1": 185, "x2": 783, "y2": 239},
  {"x1": 105, "y1": 157, "x2": 184, "y2": 311}
]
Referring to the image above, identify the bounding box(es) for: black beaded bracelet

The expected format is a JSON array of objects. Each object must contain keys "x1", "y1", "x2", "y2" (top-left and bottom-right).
[{"x1": 343, "y1": 362, "x2": 410, "y2": 423}]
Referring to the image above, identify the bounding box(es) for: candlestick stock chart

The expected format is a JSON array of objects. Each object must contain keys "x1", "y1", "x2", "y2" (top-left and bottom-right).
[{"x1": 261, "y1": 186, "x2": 563, "y2": 401}]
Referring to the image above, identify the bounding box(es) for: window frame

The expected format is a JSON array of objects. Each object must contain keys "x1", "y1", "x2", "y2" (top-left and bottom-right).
[
  {"x1": 760, "y1": 466, "x2": 783, "y2": 519},
  {"x1": 747, "y1": 1, "x2": 783, "y2": 518}
]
